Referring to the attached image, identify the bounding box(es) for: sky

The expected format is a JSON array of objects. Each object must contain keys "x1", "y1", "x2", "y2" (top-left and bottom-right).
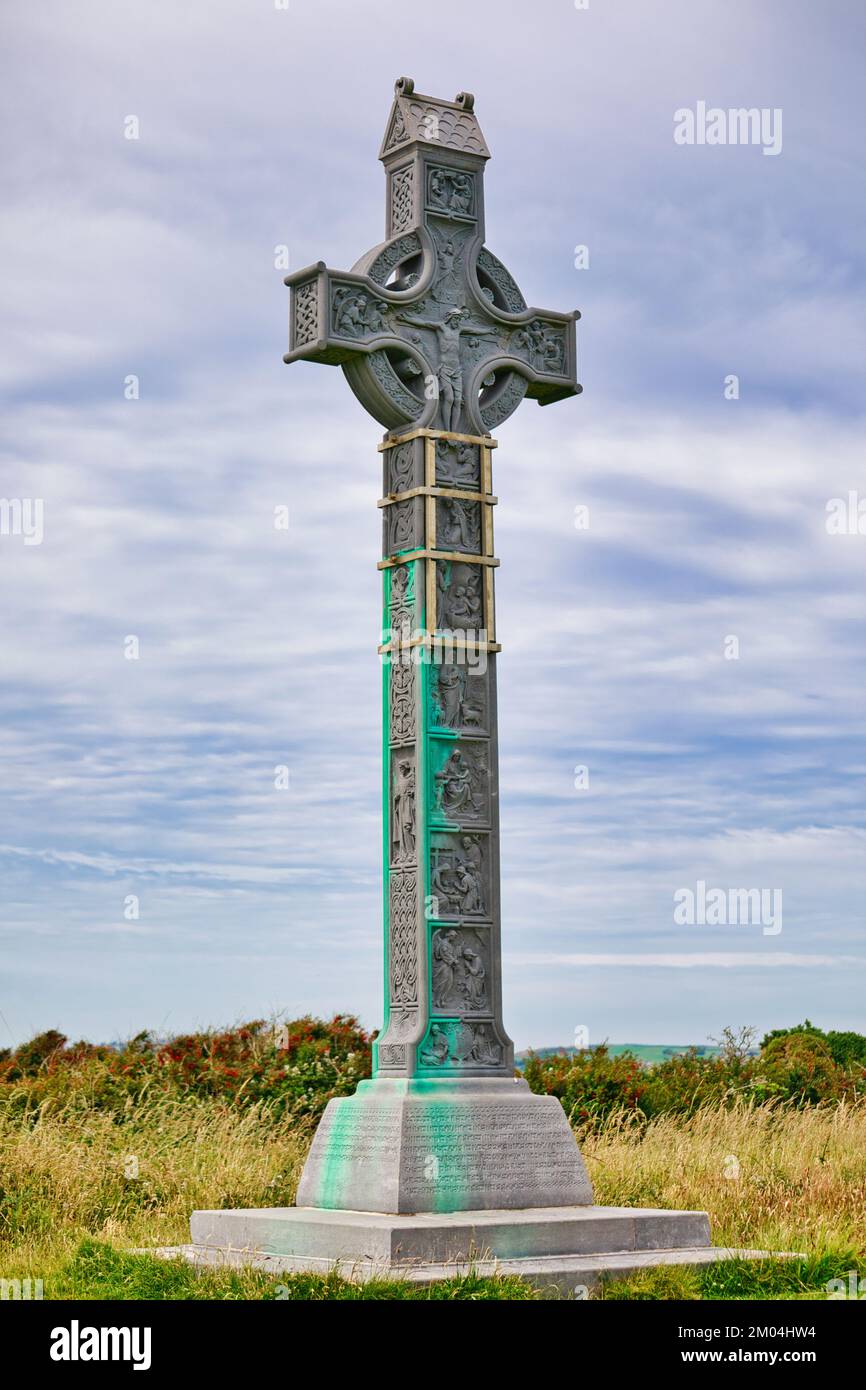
[{"x1": 1, "y1": 0, "x2": 865, "y2": 1050}]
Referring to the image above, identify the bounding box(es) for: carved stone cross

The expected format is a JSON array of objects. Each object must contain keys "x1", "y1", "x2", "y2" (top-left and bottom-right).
[
  {"x1": 284, "y1": 75, "x2": 580, "y2": 436},
  {"x1": 284, "y1": 80, "x2": 591, "y2": 1215}
]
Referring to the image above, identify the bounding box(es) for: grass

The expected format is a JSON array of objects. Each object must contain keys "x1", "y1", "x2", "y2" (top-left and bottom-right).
[
  {"x1": 599, "y1": 1254, "x2": 862, "y2": 1301},
  {"x1": 0, "y1": 1093, "x2": 310, "y2": 1276},
  {"x1": 581, "y1": 1099, "x2": 866, "y2": 1261},
  {"x1": 1, "y1": 1089, "x2": 863, "y2": 1300},
  {"x1": 41, "y1": 1240, "x2": 535, "y2": 1301}
]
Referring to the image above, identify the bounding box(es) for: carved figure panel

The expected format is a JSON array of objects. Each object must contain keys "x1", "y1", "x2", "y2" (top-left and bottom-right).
[
  {"x1": 429, "y1": 663, "x2": 487, "y2": 733},
  {"x1": 436, "y1": 497, "x2": 481, "y2": 554},
  {"x1": 510, "y1": 318, "x2": 566, "y2": 375},
  {"x1": 391, "y1": 750, "x2": 417, "y2": 866},
  {"x1": 430, "y1": 831, "x2": 488, "y2": 919},
  {"x1": 428, "y1": 222, "x2": 473, "y2": 307},
  {"x1": 431, "y1": 926, "x2": 490, "y2": 1013},
  {"x1": 434, "y1": 439, "x2": 480, "y2": 490},
  {"x1": 389, "y1": 1009, "x2": 418, "y2": 1039},
  {"x1": 426, "y1": 166, "x2": 476, "y2": 220},
  {"x1": 431, "y1": 740, "x2": 489, "y2": 824},
  {"x1": 418, "y1": 1019, "x2": 504, "y2": 1069},
  {"x1": 436, "y1": 560, "x2": 484, "y2": 633},
  {"x1": 390, "y1": 560, "x2": 413, "y2": 605},
  {"x1": 386, "y1": 561, "x2": 415, "y2": 650},
  {"x1": 332, "y1": 286, "x2": 390, "y2": 339}
]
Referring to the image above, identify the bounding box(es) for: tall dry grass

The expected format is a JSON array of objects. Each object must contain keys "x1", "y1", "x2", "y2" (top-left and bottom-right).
[
  {"x1": 0, "y1": 1094, "x2": 311, "y2": 1278},
  {"x1": 581, "y1": 1099, "x2": 866, "y2": 1258},
  {"x1": 2, "y1": 1091, "x2": 863, "y2": 1285}
]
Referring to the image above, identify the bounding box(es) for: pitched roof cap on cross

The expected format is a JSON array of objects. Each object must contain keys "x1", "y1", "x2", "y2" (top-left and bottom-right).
[{"x1": 379, "y1": 77, "x2": 491, "y2": 162}]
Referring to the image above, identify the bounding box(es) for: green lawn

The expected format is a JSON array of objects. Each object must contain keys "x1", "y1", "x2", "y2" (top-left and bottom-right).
[{"x1": 17, "y1": 1240, "x2": 861, "y2": 1301}]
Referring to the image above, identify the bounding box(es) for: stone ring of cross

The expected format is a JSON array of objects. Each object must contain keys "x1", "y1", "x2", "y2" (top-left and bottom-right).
[{"x1": 283, "y1": 78, "x2": 582, "y2": 437}]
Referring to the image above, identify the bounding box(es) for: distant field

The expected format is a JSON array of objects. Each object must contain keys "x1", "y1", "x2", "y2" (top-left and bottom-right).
[{"x1": 516, "y1": 1043, "x2": 736, "y2": 1067}]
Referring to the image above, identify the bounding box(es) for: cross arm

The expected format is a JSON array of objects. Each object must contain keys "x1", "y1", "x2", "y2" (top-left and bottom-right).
[
  {"x1": 283, "y1": 257, "x2": 442, "y2": 431},
  {"x1": 283, "y1": 261, "x2": 412, "y2": 368},
  {"x1": 500, "y1": 305, "x2": 582, "y2": 407}
]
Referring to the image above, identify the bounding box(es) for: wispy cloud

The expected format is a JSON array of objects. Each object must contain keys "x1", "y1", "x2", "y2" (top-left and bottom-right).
[{"x1": 513, "y1": 954, "x2": 864, "y2": 969}]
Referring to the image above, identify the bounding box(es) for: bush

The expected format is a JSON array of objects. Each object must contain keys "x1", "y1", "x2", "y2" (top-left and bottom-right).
[
  {"x1": 825, "y1": 1031, "x2": 866, "y2": 1068},
  {"x1": 522, "y1": 1044, "x2": 646, "y2": 1124},
  {"x1": 2, "y1": 1017, "x2": 863, "y2": 1128},
  {"x1": 753, "y1": 1033, "x2": 846, "y2": 1105},
  {"x1": 0, "y1": 1015, "x2": 373, "y2": 1121},
  {"x1": 521, "y1": 1024, "x2": 865, "y2": 1124},
  {"x1": 760, "y1": 1020, "x2": 866, "y2": 1069}
]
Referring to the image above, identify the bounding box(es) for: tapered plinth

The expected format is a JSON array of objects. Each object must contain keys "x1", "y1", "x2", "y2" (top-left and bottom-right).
[{"x1": 294, "y1": 1077, "x2": 593, "y2": 1213}]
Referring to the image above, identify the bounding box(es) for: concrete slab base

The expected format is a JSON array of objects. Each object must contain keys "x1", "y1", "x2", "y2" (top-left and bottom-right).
[
  {"x1": 189, "y1": 1202, "x2": 712, "y2": 1262},
  {"x1": 149, "y1": 1203, "x2": 792, "y2": 1297}
]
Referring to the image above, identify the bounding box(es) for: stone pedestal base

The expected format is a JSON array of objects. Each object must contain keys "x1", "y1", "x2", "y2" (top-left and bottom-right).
[
  {"x1": 157, "y1": 1205, "x2": 782, "y2": 1298},
  {"x1": 153, "y1": 1079, "x2": 794, "y2": 1295},
  {"x1": 293, "y1": 1076, "x2": 593, "y2": 1213},
  {"x1": 190, "y1": 1203, "x2": 710, "y2": 1263}
]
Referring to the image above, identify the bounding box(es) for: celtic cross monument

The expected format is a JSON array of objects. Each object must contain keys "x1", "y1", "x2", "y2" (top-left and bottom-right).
[
  {"x1": 183, "y1": 82, "x2": 733, "y2": 1286},
  {"x1": 280, "y1": 77, "x2": 592, "y2": 1212}
]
